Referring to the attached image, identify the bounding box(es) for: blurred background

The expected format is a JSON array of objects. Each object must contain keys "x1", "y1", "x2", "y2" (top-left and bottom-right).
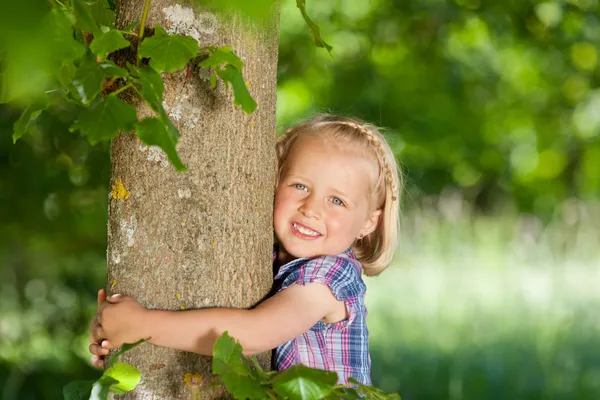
[{"x1": 2, "y1": 0, "x2": 600, "y2": 399}]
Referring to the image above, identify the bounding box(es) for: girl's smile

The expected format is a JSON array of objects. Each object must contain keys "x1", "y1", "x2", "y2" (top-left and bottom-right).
[{"x1": 291, "y1": 222, "x2": 322, "y2": 238}]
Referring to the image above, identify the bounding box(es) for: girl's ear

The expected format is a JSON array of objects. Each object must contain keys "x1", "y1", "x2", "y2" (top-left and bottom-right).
[{"x1": 358, "y1": 209, "x2": 382, "y2": 239}]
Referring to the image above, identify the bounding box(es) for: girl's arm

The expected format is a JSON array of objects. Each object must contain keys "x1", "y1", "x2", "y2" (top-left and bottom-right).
[{"x1": 97, "y1": 282, "x2": 342, "y2": 356}]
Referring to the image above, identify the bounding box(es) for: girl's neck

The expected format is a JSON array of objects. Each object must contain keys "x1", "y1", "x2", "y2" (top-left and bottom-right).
[{"x1": 276, "y1": 246, "x2": 297, "y2": 268}]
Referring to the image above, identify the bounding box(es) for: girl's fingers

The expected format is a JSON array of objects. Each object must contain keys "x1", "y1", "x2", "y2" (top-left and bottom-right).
[
  {"x1": 89, "y1": 341, "x2": 110, "y2": 356},
  {"x1": 97, "y1": 289, "x2": 106, "y2": 306},
  {"x1": 106, "y1": 293, "x2": 124, "y2": 304},
  {"x1": 90, "y1": 323, "x2": 105, "y2": 343},
  {"x1": 89, "y1": 342, "x2": 102, "y2": 356},
  {"x1": 101, "y1": 340, "x2": 116, "y2": 349},
  {"x1": 91, "y1": 355, "x2": 105, "y2": 369}
]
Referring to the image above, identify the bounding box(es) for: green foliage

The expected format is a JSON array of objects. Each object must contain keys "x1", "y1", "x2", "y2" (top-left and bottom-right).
[
  {"x1": 136, "y1": 117, "x2": 186, "y2": 171},
  {"x1": 3, "y1": 0, "x2": 257, "y2": 173},
  {"x1": 63, "y1": 338, "x2": 144, "y2": 400},
  {"x1": 63, "y1": 380, "x2": 95, "y2": 400},
  {"x1": 138, "y1": 25, "x2": 199, "y2": 73},
  {"x1": 110, "y1": 338, "x2": 146, "y2": 360},
  {"x1": 71, "y1": 94, "x2": 137, "y2": 144},
  {"x1": 73, "y1": 0, "x2": 102, "y2": 35},
  {"x1": 89, "y1": 29, "x2": 130, "y2": 60},
  {"x1": 129, "y1": 63, "x2": 164, "y2": 113},
  {"x1": 276, "y1": 0, "x2": 600, "y2": 213},
  {"x1": 88, "y1": 377, "x2": 115, "y2": 400},
  {"x1": 199, "y1": 46, "x2": 257, "y2": 113},
  {"x1": 87, "y1": 0, "x2": 116, "y2": 28},
  {"x1": 12, "y1": 96, "x2": 50, "y2": 143},
  {"x1": 100, "y1": 363, "x2": 142, "y2": 394},
  {"x1": 64, "y1": 363, "x2": 141, "y2": 400},
  {"x1": 3, "y1": 0, "x2": 329, "y2": 172},
  {"x1": 210, "y1": 332, "x2": 400, "y2": 399},
  {"x1": 271, "y1": 364, "x2": 337, "y2": 399},
  {"x1": 295, "y1": 0, "x2": 332, "y2": 54},
  {"x1": 70, "y1": 53, "x2": 127, "y2": 105},
  {"x1": 62, "y1": 332, "x2": 400, "y2": 399}
]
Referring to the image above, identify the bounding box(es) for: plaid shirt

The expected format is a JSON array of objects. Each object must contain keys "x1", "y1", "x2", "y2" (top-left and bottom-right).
[{"x1": 273, "y1": 248, "x2": 371, "y2": 385}]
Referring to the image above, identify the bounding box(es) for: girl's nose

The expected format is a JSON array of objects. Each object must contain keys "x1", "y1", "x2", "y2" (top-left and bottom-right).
[{"x1": 299, "y1": 196, "x2": 321, "y2": 219}]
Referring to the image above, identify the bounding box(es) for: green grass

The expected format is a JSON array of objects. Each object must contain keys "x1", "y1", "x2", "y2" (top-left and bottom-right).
[{"x1": 366, "y1": 199, "x2": 600, "y2": 400}]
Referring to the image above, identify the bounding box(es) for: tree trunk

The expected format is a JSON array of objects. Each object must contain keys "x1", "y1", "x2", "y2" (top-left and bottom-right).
[{"x1": 106, "y1": 1, "x2": 279, "y2": 398}]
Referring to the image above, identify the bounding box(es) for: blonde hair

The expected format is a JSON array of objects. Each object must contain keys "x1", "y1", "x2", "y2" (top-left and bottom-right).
[{"x1": 276, "y1": 114, "x2": 402, "y2": 276}]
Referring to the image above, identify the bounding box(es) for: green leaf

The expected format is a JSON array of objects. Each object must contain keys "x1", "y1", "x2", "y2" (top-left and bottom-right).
[
  {"x1": 138, "y1": 25, "x2": 198, "y2": 73},
  {"x1": 296, "y1": 0, "x2": 333, "y2": 54},
  {"x1": 212, "y1": 332, "x2": 249, "y2": 375},
  {"x1": 121, "y1": 21, "x2": 139, "y2": 34},
  {"x1": 250, "y1": 356, "x2": 273, "y2": 379},
  {"x1": 129, "y1": 64, "x2": 164, "y2": 112},
  {"x1": 90, "y1": 376, "x2": 116, "y2": 400},
  {"x1": 82, "y1": 362, "x2": 142, "y2": 400},
  {"x1": 135, "y1": 117, "x2": 186, "y2": 171},
  {"x1": 216, "y1": 65, "x2": 257, "y2": 113},
  {"x1": 58, "y1": 62, "x2": 77, "y2": 88},
  {"x1": 199, "y1": 46, "x2": 242, "y2": 69},
  {"x1": 110, "y1": 338, "x2": 147, "y2": 361},
  {"x1": 71, "y1": 53, "x2": 128, "y2": 105},
  {"x1": 211, "y1": 332, "x2": 266, "y2": 399},
  {"x1": 354, "y1": 381, "x2": 402, "y2": 400},
  {"x1": 73, "y1": 0, "x2": 100, "y2": 34},
  {"x1": 63, "y1": 380, "x2": 94, "y2": 400},
  {"x1": 71, "y1": 95, "x2": 137, "y2": 143},
  {"x1": 1, "y1": 10, "x2": 86, "y2": 103},
  {"x1": 13, "y1": 97, "x2": 49, "y2": 143},
  {"x1": 90, "y1": 29, "x2": 130, "y2": 60},
  {"x1": 89, "y1": 0, "x2": 116, "y2": 28},
  {"x1": 213, "y1": 360, "x2": 267, "y2": 400},
  {"x1": 46, "y1": 11, "x2": 88, "y2": 64},
  {"x1": 272, "y1": 364, "x2": 338, "y2": 400},
  {"x1": 129, "y1": 64, "x2": 181, "y2": 145},
  {"x1": 325, "y1": 387, "x2": 363, "y2": 400},
  {"x1": 198, "y1": 46, "x2": 256, "y2": 113},
  {"x1": 102, "y1": 362, "x2": 142, "y2": 394}
]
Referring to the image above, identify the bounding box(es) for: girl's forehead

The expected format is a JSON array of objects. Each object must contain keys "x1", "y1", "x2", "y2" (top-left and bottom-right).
[{"x1": 283, "y1": 137, "x2": 379, "y2": 187}]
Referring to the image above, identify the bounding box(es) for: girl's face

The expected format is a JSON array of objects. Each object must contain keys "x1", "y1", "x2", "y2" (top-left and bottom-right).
[{"x1": 274, "y1": 136, "x2": 382, "y2": 260}]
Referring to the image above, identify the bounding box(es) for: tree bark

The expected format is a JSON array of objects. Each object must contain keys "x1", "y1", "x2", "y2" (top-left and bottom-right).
[{"x1": 107, "y1": 1, "x2": 279, "y2": 398}]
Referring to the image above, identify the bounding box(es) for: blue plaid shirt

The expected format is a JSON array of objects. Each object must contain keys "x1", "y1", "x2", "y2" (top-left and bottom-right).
[{"x1": 273, "y1": 248, "x2": 371, "y2": 385}]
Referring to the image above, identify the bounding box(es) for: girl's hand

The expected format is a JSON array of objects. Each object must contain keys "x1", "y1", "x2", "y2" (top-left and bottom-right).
[
  {"x1": 89, "y1": 289, "x2": 109, "y2": 368},
  {"x1": 98, "y1": 294, "x2": 149, "y2": 349}
]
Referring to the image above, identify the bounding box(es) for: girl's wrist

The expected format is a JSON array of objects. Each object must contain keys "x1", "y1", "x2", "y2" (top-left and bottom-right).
[{"x1": 137, "y1": 307, "x2": 154, "y2": 342}]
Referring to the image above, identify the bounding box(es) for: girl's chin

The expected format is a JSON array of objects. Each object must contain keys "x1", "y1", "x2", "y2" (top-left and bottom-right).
[{"x1": 279, "y1": 241, "x2": 320, "y2": 259}]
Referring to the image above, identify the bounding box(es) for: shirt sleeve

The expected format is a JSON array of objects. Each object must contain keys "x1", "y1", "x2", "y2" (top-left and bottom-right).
[{"x1": 278, "y1": 256, "x2": 365, "y2": 301}]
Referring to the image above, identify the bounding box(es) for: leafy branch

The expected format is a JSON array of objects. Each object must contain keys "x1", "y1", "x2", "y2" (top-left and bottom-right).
[
  {"x1": 63, "y1": 333, "x2": 400, "y2": 400},
  {"x1": 5, "y1": 0, "x2": 332, "y2": 172},
  {"x1": 296, "y1": 0, "x2": 333, "y2": 55},
  {"x1": 63, "y1": 339, "x2": 146, "y2": 400},
  {"x1": 7, "y1": 0, "x2": 256, "y2": 172}
]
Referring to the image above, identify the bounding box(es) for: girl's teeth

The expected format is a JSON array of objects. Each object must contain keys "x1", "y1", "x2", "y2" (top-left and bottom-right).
[{"x1": 294, "y1": 223, "x2": 319, "y2": 236}]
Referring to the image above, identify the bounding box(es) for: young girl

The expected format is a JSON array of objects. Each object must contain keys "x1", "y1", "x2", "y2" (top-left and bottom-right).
[{"x1": 89, "y1": 114, "x2": 401, "y2": 385}]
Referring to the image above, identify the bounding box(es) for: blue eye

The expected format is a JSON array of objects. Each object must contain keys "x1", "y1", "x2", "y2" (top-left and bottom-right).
[
  {"x1": 294, "y1": 184, "x2": 308, "y2": 191},
  {"x1": 331, "y1": 197, "x2": 344, "y2": 206}
]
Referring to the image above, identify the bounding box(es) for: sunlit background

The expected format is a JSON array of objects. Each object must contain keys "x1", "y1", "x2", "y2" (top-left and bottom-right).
[{"x1": 2, "y1": 0, "x2": 600, "y2": 399}]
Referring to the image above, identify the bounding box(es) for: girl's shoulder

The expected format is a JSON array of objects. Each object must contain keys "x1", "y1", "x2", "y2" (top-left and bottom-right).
[{"x1": 275, "y1": 249, "x2": 366, "y2": 301}]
